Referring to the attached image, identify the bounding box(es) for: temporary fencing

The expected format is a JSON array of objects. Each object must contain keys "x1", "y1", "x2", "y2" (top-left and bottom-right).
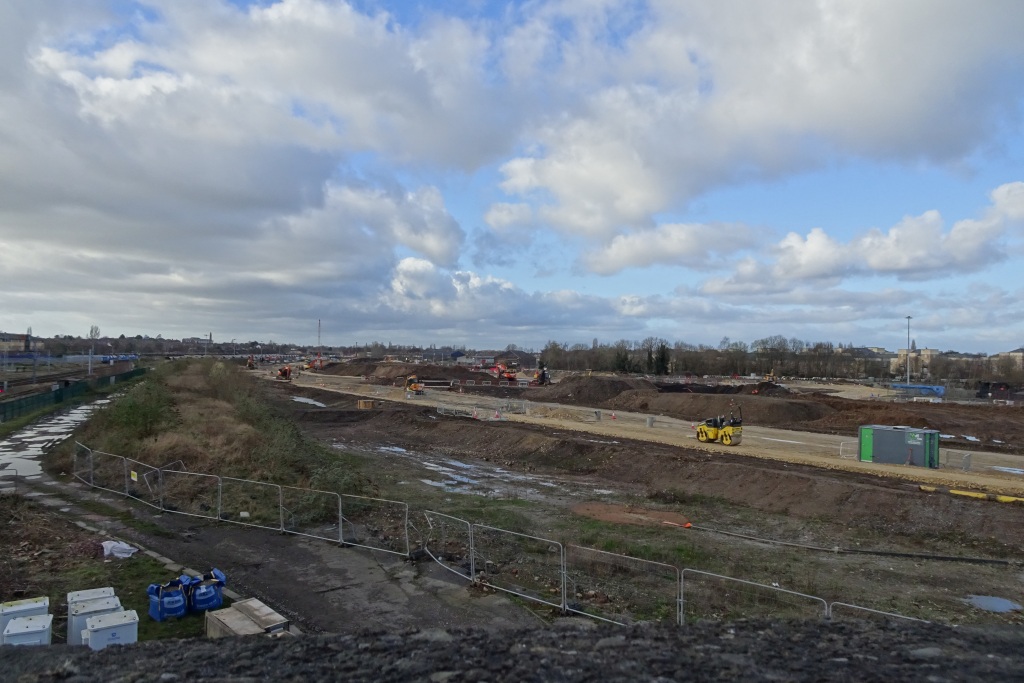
[
  {"x1": 124, "y1": 456, "x2": 162, "y2": 509},
  {"x1": 161, "y1": 469, "x2": 220, "y2": 520},
  {"x1": 281, "y1": 485, "x2": 342, "y2": 542},
  {"x1": 472, "y1": 525, "x2": 565, "y2": 610},
  {"x1": 828, "y1": 602, "x2": 930, "y2": 623},
  {"x1": 565, "y1": 545, "x2": 680, "y2": 625},
  {"x1": 340, "y1": 493, "x2": 409, "y2": 557},
  {"x1": 70, "y1": 441, "x2": 924, "y2": 627},
  {"x1": 221, "y1": 477, "x2": 283, "y2": 531},
  {"x1": 680, "y1": 569, "x2": 828, "y2": 621},
  {"x1": 423, "y1": 510, "x2": 474, "y2": 579}
]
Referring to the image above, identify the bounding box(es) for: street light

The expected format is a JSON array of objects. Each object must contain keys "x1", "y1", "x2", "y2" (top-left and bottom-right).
[{"x1": 905, "y1": 316, "x2": 912, "y2": 384}]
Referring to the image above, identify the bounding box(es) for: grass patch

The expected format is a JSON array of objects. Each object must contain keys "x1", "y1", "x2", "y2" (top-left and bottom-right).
[{"x1": 0, "y1": 496, "x2": 205, "y2": 643}]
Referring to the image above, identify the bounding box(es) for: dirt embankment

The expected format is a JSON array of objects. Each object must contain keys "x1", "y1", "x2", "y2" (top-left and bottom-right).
[
  {"x1": 323, "y1": 361, "x2": 496, "y2": 384},
  {"x1": 283, "y1": 383, "x2": 1024, "y2": 552},
  {"x1": 429, "y1": 373, "x2": 1024, "y2": 453}
]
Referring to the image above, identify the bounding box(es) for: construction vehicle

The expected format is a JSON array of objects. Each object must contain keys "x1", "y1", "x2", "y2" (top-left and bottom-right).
[
  {"x1": 492, "y1": 362, "x2": 518, "y2": 381},
  {"x1": 764, "y1": 369, "x2": 777, "y2": 382},
  {"x1": 404, "y1": 375, "x2": 424, "y2": 395},
  {"x1": 695, "y1": 407, "x2": 743, "y2": 445},
  {"x1": 530, "y1": 365, "x2": 551, "y2": 386},
  {"x1": 276, "y1": 365, "x2": 292, "y2": 381}
]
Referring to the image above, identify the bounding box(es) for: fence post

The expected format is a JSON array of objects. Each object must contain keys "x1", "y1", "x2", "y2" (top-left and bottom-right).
[
  {"x1": 158, "y1": 469, "x2": 165, "y2": 511},
  {"x1": 278, "y1": 486, "x2": 284, "y2": 532},
  {"x1": 217, "y1": 478, "x2": 223, "y2": 520}
]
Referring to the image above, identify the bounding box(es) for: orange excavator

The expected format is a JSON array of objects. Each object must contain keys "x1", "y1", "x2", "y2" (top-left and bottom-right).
[{"x1": 493, "y1": 362, "x2": 518, "y2": 381}]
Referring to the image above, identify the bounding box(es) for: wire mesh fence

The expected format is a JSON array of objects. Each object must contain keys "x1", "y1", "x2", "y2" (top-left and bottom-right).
[
  {"x1": 472, "y1": 525, "x2": 564, "y2": 610},
  {"x1": 220, "y1": 477, "x2": 282, "y2": 531},
  {"x1": 681, "y1": 569, "x2": 828, "y2": 621},
  {"x1": 161, "y1": 469, "x2": 220, "y2": 520},
  {"x1": 341, "y1": 494, "x2": 409, "y2": 557},
  {"x1": 828, "y1": 602, "x2": 930, "y2": 623},
  {"x1": 281, "y1": 485, "x2": 342, "y2": 542},
  {"x1": 422, "y1": 511, "x2": 474, "y2": 579},
  {"x1": 67, "y1": 441, "x2": 920, "y2": 628},
  {"x1": 91, "y1": 450, "x2": 127, "y2": 496},
  {"x1": 565, "y1": 545, "x2": 680, "y2": 625},
  {"x1": 124, "y1": 457, "x2": 162, "y2": 509}
]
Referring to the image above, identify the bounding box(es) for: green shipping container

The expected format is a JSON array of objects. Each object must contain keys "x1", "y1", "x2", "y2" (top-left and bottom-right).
[{"x1": 857, "y1": 425, "x2": 939, "y2": 468}]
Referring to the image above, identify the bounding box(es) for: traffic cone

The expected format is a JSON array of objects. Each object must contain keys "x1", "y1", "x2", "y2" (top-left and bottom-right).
[
  {"x1": 610, "y1": 412, "x2": 616, "y2": 420},
  {"x1": 472, "y1": 408, "x2": 478, "y2": 420},
  {"x1": 494, "y1": 409, "x2": 501, "y2": 419}
]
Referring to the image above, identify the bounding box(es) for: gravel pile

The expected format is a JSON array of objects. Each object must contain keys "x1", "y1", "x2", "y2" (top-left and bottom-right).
[{"x1": 3, "y1": 618, "x2": 1021, "y2": 682}]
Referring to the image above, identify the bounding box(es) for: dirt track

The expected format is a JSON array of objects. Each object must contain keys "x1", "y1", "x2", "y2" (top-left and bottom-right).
[{"x1": 294, "y1": 370, "x2": 1024, "y2": 497}]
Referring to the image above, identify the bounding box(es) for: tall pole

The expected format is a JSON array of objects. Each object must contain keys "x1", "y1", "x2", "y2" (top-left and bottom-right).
[{"x1": 905, "y1": 316, "x2": 912, "y2": 384}]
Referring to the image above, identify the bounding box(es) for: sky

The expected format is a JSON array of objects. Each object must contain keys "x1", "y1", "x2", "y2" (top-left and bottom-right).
[{"x1": 2, "y1": 0, "x2": 1024, "y2": 353}]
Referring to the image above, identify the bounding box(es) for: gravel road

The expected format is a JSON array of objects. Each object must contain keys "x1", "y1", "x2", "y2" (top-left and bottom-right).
[{"x1": 4, "y1": 618, "x2": 1022, "y2": 681}]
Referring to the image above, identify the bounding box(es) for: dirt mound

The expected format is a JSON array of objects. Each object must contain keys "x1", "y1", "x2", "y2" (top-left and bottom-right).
[
  {"x1": 608, "y1": 393, "x2": 834, "y2": 425},
  {"x1": 322, "y1": 362, "x2": 494, "y2": 383},
  {"x1": 530, "y1": 375, "x2": 658, "y2": 405},
  {"x1": 655, "y1": 381, "x2": 790, "y2": 397}
]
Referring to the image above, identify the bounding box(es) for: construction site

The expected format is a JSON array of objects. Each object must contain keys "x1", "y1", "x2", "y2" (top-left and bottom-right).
[{"x1": 3, "y1": 357, "x2": 1024, "y2": 680}]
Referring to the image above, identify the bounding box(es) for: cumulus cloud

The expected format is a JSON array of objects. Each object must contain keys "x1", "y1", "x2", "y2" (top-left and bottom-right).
[
  {"x1": 581, "y1": 221, "x2": 758, "y2": 274},
  {"x1": 705, "y1": 181, "x2": 1021, "y2": 294}
]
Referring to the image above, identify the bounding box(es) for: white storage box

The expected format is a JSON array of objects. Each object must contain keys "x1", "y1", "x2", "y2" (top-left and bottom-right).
[
  {"x1": 68, "y1": 597, "x2": 122, "y2": 646},
  {"x1": 1, "y1": 597, "x2": 50, "y2": 645},
  {"x1": 2, "y1": 614, "x2": 53, "y2": 646},
  {"x1": 67, "y1": 587, "x2": 115, "y2": 606},
  {"x1": 83, "y1": 610, "x2": 138, "y2": 651}
]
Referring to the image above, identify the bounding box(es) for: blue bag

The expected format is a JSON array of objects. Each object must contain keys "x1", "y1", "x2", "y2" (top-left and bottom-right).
[
  {"x1": 147, "y1": 579, "x2": 187, "y2": 621},
  {"x1": 181, "y1": 568, "x2": 227, "y2": 613}
]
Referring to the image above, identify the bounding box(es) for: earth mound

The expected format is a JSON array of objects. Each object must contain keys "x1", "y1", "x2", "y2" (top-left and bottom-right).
[{"x1": 530, "y1": 375, "x2": 659, "y2": 405}]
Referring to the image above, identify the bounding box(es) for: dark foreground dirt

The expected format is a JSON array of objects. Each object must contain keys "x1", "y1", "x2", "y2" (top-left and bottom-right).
[{"x1": 3, "y1": 618, "x2": 1023, "y2": 682}]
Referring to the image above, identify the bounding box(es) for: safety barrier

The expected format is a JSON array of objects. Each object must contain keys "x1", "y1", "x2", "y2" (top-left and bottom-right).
[
  {"x1": 565, "y1": 545, "x2": 680, "y2": 625},
  {"x1": 472, "y1": 525, "x2": 565, "y2": 610},
  {"x1": 0, "y1": 368, "x2": 145, "y2": 423},
  {"x1": 680, "y1": 569, "x2": 828, "y2": 621},
  {"x1": 942, "y1": 450, "x2": 972, "y2": 471},
  {"x1": 828, "y1": 602, "x2": 930, "y2": 623},
  {"x1": 423, "y1": 510, "x2": 474, "y2": 579},
  {"x1": 838, "y1": 441, "x2": 857, "y2": 459},
  {"x1": 221, "y1": 477, "x2": 283, "y2": 531},
  {"x1": 340, "y1": 493, "x2": 410, "y2": 557},
  {"x1": 281, "y1": 485, "x2": 342, "y2": 542},
  {"x1": 70, "y1": 441, "x2": 924, "y2": 626}
]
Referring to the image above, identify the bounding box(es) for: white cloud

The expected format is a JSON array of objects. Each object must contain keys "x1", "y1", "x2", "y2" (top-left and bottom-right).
[{"x1": 582, "y1": 221, "x2": 757, "y2": 274}]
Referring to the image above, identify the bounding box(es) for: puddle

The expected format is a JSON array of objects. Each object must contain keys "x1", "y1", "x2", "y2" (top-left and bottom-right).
[
  {"x1": 341, "y1": 442, "x2": 603, "y2": 500},
  {"x1": 962, "y1": 435, "x2": 980, "y2": 442},
  {"x1": 291, "y1": 397, "x2": 327, "y2": 407},
  {"x1": 940, "y1": 434, "x2": 954, "y2": 439},
  {"x1": 0, "y1": 400, "x2": 109, "y2": 479},
  {"x1": 988, "y1": 466, "x2": 1024, "y2": 476},
  {"x1": 964, "y1": 595, "x2": 1022, "y2": 612}
]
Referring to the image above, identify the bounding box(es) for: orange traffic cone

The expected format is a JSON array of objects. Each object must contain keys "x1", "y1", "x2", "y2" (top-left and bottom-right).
[
  {"x1": 610, "y1": 412, "x2": 617, "y2": 420},
  {"x1": 494, "y1": 409, "x2": 501, "y2": 419},
  {"x1": 472, "y1": 408, "x2": 479, "y2": 420}
]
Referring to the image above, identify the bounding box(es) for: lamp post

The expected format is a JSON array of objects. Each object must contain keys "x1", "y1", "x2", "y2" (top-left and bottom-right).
[
  {"x1": 231, "y1": 338, "x2": 236, "y2": 356},
  {"x1": 905, "y1": 316, "x2": 912, "y2": 384}
]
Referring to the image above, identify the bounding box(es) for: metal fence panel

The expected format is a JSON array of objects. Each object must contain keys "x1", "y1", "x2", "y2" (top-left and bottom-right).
[
  {"x1": 73, "y1": 442, "x2": 93, "y2": 486},
  {"x1": 828, "y1": 602, "x2": 929, "y2": 623},
  {"x1": 472, "y1": 525, "x2": 564, "y2": 610},
  {"x1": 125, "y1": 457, "x2": 162, "y2": 509},
  {"x1": 340, "y1": 494, "x2": 410, "y2": 556},
  {"x1": 281, "y1": 485, "x2": 342, "y2": 542},
  {"x1": 423, "y1": 511, "x2": 473, "y2": 579},
  {"x1": 220, "y1": 477, "x2": 283, "y2": 531},
  {"x1": 161, "y1": 469, "x2": 220, "y2": 520},
  {"x1": 565, "y1": 545, "x2": 680, "y2": 625},
  {"x1": 680, "y1": 569, "x2": 827, "y2": 621},
  {"x1": 91, "y1": 450, "x2": 127, "y2": 496}
]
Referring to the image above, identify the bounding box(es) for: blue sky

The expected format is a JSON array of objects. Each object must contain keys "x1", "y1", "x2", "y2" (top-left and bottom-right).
[{"x1": 1, "y1": 0, "x2": 1023, "y2": 353}]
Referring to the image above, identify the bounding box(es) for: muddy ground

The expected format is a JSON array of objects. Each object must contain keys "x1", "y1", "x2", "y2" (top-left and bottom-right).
[{"x1": 324, "y1": 362, "x2": 1024, "y2": 454}]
